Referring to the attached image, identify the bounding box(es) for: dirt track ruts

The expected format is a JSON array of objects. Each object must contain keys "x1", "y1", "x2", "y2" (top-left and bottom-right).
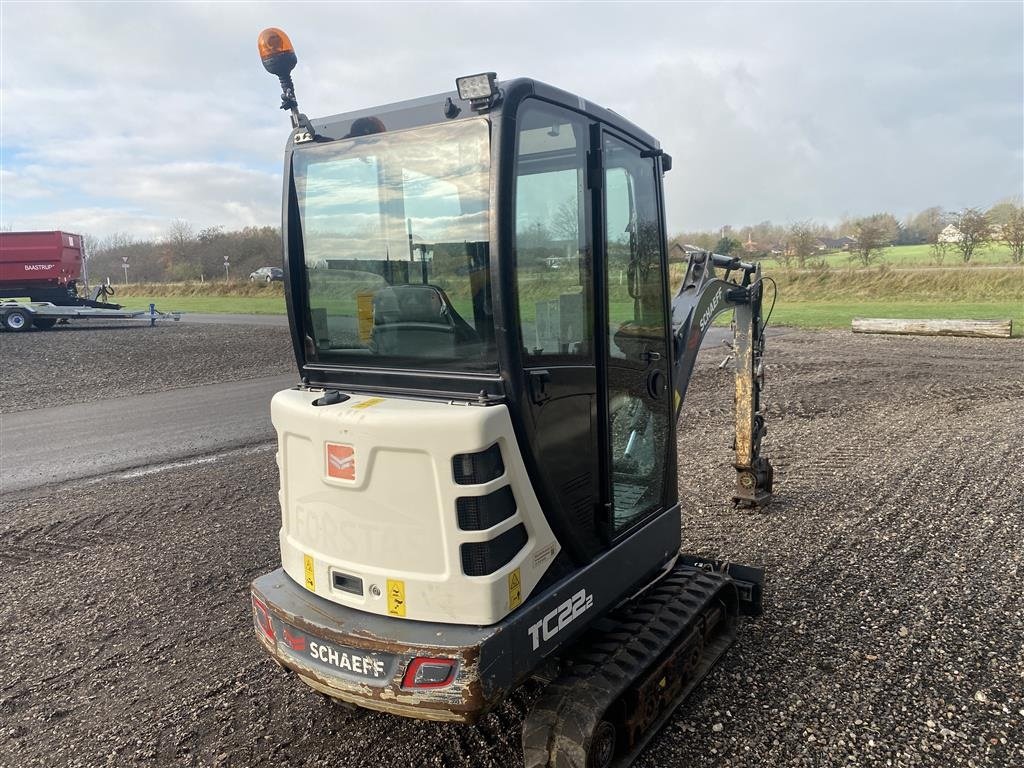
[{"x1": 1, "y1": 329, "x2": 1022, "y2": 767}]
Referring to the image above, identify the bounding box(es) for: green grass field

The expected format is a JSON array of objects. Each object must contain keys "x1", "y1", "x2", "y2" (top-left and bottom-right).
[
  {"x1": 115, "y1": 280, "x2": 285, "y2": 313},
  {"x1": 117, "y1": 263, "x2": 1023, "y2": 337},
  {"x1": 759, "y1": 266, "x2": 1022, "y2": 336},
  {"x1": 115, "y1": 293, "x2": 286, "y2": 314},
  {"x1": 759, "y1": 242, "x2": 1017, "y2": 269}
]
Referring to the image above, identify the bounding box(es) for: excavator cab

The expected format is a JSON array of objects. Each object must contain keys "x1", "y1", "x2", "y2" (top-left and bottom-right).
[{"x1": 252, "y1": 28, "x2": 772, "y2": 767}]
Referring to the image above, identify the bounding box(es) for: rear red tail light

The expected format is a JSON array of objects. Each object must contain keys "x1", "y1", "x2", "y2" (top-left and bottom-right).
[
  {"x1": 252, "y1": 595, "x2": 275, "y2": 641},
  {"x1": 402, "y1": 657, "x2": 457, "y2": 689}
]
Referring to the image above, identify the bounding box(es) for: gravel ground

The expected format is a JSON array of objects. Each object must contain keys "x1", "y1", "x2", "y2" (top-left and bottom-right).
[
  {"x1": 0, "y1": 322, "x2": 293, "y2": 412},
  {"x1": 1, "y1": 329, "x2": 1022, "y2": 767}
]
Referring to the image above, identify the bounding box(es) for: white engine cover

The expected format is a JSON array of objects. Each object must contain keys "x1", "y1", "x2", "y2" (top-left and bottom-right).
[{"x1": 271, "y1": 388, "x2": 561, "y2": 625}]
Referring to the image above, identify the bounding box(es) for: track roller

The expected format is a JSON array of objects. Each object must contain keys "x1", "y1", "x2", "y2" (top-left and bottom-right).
[{"x1": 522, "y1": 565, "x2": 738, "y2": 768}]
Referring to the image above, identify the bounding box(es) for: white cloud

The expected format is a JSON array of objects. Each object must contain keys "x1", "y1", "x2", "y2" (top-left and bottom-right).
[
  {"x1": 0, "y1": 168, "x2": 54, "y2": 200},
  {"x1": 1, "y1": 1, "x2": 1020, "y2": 238},
  {"x1": 2, "y1": 206, "x2": 170, "y2": 240}
]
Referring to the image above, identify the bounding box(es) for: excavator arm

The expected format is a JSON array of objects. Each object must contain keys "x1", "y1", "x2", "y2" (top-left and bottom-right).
[{"x1": 670, "y1": 250, "x2": 774, "y2": 506}]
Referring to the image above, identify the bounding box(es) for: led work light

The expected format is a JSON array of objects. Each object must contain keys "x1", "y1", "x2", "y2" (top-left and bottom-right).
[{"x1": 456, "y1": 72, "x2": 498, "y2": 110}]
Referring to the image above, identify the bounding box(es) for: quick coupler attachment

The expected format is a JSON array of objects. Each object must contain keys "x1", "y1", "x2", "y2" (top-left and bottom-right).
[{"x1": 733, "y1": 455, "x2": 773, "y2": 508}]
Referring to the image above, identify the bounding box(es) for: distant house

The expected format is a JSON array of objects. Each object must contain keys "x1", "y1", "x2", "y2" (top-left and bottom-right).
[
  {"x1": 938, "y1": 224, "x2": 962, "y2": 243},
  {"x1": 669, "y1": 242, "x2": 704, "y2": 262},
  {"x1": 815, "y1": 236, "x2": 857, "y2": 252}
]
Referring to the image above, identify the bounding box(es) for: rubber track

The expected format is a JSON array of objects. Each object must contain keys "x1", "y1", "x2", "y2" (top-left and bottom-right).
[{"x1": 522, "y1": 565, "x2": 735, "y2": 768}]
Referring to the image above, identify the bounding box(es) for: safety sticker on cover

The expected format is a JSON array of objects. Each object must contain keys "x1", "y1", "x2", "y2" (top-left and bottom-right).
[
  {"x1": 303, "y1": 554, "x2": 316, "y2": 591},
  {"x1": 351, "y1": 397, "x2": 386, "y2": 410},
  {"x1": 356, "y1": 291, "x2": 374, "y2": 343},
  {"x1": 508, "y1": 567, "x2": 523, "y2": 609},
  {"x1": 387, "y1": 578, "x2": 406, "y2": 617}
]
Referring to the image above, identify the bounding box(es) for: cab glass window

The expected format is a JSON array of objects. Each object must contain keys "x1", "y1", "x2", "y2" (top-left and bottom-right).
[
  {"x1": 603, "y1": 133, "x2": 671, "y2": 532},
  {"x1": 513, "y1": 102, "x2": 592, "y2": 361},
  {"x1": 292, "y1": 118, "x2": 495, "y2": 371}
]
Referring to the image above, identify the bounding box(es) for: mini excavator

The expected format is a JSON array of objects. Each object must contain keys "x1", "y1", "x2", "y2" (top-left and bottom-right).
[{"x1": 250, "y1": 28, "x2": 774, "y2": 767}]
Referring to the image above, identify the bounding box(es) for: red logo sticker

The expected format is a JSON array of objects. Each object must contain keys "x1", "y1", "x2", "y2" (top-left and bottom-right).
[{"x1": 326, "y1": 443, "x2": 356, "y2": 480}]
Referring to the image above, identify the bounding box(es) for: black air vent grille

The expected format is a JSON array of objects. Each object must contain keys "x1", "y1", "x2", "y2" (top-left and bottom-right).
[
  {"x1": 562, "y1": 472, "x2": 591, "y2": 495},
  {"x1": 571, "y1": 496, "x2": 592, "y2": 528},
  {"x1": 452, "y1": 444, "x2": 505, "y2": 485},
  {"x1": 457, "y1": 485, "x2": 517, "y2": 531},
  {"x1": 460, "y1": 524, "x2": 528, "y2": 577}
]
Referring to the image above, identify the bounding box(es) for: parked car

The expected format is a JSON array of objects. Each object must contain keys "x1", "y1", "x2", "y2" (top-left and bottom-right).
[{"x1": 249, "y1": 267, "x2": 284, "y2": 283}]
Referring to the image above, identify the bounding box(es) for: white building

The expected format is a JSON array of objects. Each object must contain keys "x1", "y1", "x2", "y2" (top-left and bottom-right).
[{"x1": 937, "y1": 224, "x2": 963, "y2": 243}]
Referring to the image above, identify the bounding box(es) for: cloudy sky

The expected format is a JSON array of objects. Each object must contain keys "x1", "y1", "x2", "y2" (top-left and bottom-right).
[{"x1": 1, "y1": 1, "x2": 1021, "y2": 240}]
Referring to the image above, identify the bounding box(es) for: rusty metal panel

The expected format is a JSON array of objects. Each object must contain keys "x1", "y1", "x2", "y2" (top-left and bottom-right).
[
  {"x1": 251, "y1": 509, "x2": 684, "y2": 721},
  {"x1": 252, "y1": 569, "x2": 494, "y2": 721}
]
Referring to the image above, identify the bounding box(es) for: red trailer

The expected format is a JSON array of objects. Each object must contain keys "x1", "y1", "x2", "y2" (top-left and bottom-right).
[{"x1": 0, "y1": 230, "x2": 86, "y2": 303}]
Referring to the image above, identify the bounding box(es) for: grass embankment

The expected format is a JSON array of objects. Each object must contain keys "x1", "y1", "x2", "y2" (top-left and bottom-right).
[
  {"x1": 114, "y1": 266, "x2": 1023, "y2": 336},
  {"x1": 115, "y1": 281, "x2": 286, "y2": 314},
  {"x1": 765, "y1": 266, "x2": 1024, "y2": 336}
]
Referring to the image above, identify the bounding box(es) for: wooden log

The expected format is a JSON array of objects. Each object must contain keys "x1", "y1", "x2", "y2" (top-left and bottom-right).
[{"x1": 851, "y1": 317, "x2": 1013, "y2": 338}]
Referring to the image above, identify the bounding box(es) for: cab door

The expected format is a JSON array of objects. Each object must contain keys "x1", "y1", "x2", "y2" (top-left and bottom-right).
[
  {"x1": 512, "y1": 100, "x2": 603, "y2": 559},
  {"x1": 598, "y1": 132, "x2": 673, "y2": 536}
]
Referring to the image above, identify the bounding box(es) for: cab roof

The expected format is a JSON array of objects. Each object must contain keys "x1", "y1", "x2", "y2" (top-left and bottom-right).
[{"x1": 301, "y1": 77, "x2": 661, "y2": 151}]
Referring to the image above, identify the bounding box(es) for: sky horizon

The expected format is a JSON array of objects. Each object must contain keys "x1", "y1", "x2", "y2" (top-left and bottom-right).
[{"x1": 1, "y1": 1, "x2": 1021, "y2": 241}]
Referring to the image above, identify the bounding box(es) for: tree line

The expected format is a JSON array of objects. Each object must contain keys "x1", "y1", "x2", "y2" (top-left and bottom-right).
[
  {"x1": 78, "y1": 199, "x2": 1023, "y2": 285},
  {"x1": 84, "y1": 222, "x2": 281, "y2": 284},
  {"x1": 671, "y1": 200, "x2": 1024, "y2": 267}
]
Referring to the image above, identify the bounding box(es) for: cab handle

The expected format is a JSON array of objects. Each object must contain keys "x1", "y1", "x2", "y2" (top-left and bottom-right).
[{"x1": 528, "y1": 369, "x2": 551, "y2": 405}]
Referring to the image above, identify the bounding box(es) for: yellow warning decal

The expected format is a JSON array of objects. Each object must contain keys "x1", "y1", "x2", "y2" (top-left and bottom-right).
[
  {"x1": 303, "y1": 554, "x2": 316, "y2": 591},
  {"x1": 352, "y1": 397, "x2": 386, "y2": 410},
  {"x1": 356, "y1": 291, "x2": 374, "y2": 343},
  {"x1": 387, "y1": 578, "x2": 407, "y2": 617},
  {"x1": 508, "y1": 567, "x2": 522, "y2": 609}
]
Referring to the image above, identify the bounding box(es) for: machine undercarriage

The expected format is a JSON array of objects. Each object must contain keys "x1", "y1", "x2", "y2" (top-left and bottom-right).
[{"x1": 523, "y1": 563, "x2": 743, "y2": 768}]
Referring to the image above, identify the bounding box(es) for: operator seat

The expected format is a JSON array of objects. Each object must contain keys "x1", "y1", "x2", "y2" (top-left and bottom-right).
[{"x1": 370, "y1": 284, "x2": 479, "y2": 357}]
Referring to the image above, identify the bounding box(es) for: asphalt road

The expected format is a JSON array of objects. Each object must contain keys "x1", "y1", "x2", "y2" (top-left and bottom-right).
[
  {"x1": 1, "y1": 373, "x2": 295, "y2": 493},
  {"x1": 0, "y1": 325, "x2": 741, "y2": 494}
]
